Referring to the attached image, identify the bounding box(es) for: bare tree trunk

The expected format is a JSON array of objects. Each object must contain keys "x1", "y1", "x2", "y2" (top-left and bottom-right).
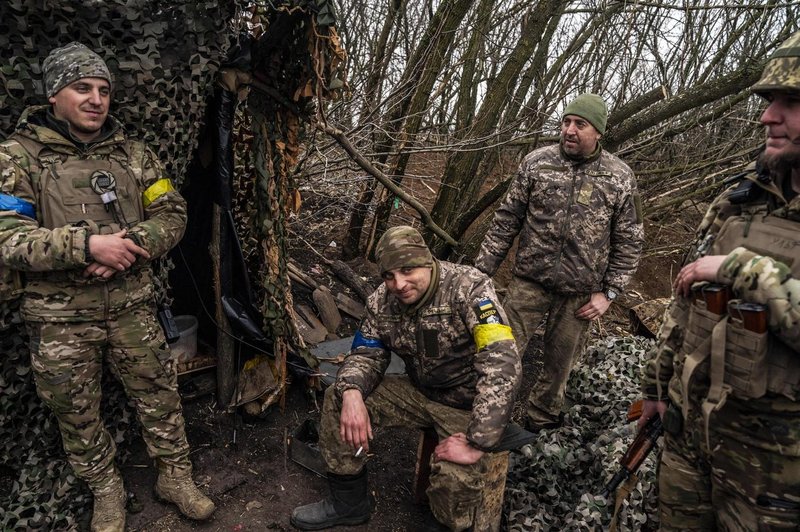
[
  {"x1": 342, "y1": 0, "x2": 407, "y2": 259},
  {"x1": 365, "y1": 0, "x2": 476, "y2": 258}
]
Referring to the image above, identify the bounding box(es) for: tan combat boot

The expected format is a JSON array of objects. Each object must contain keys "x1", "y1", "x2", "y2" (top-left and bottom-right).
[
  {"x1": 155, "y1": 468, "x2": 215, "y2": 520},
  {"x1": 90, "y1": 478, "x2": 126, "y2": 532}
]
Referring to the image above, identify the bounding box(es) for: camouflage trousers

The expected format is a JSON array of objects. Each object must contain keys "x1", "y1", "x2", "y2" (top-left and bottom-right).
[
  {"x1": 658, "y1": 395, "x2": 800, "y2": 531},
  {"x1": 27, "y1": 303, "x2": 192, "y2": 493},
  {"x1": 503, "y1": 276, "x2": 590, "y2": 426},
  {"x1": 319, "y1": 377, "x2": 509, "y2": 531}
]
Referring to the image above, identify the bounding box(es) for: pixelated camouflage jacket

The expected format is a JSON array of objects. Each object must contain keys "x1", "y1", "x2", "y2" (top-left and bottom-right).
[
  {"x1": 642, "y1": 162, "x2": 800, "y2": 405},
  {"x1": 476, "y1": 144, "x2": 644, "y2": 295},
  {"x1": 334, "y1": 260, "x2": 522, "y2": 450},
  {"x1": 0, "y1": 106, "x2": 186, "y2": 321}
]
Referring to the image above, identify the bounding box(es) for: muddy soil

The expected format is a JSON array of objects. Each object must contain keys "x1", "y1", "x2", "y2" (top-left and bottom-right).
[{"x1": 124, "y1": 380, "x2": 427, "y2": 532}]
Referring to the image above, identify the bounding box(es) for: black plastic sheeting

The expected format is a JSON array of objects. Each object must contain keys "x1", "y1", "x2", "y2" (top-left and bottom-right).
[{"x1": 169, "y1": 39, "x2": 315, "y2": 383}]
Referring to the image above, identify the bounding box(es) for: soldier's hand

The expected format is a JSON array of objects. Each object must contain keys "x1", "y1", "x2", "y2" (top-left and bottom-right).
[
  {"x1": 83, "y1": 261, "x2": 118, "y2": 279},
  {"x1": 88, "y1": 229, "x2": 150, "y2": 271},
  {"x1": 434, "y1": 433, "x2": 483, "y2": 465},
  {"x1": 673, "y1": 255, "x2": 727, "y2": 298},
  {"x1": 575, "y1": 292, "x2": 611, "y2": 321},
  {"x1": 638, "y1": 399, "x2": 668, "y2": 429},
  {"x1": 340, "y1": 389, "x2": 373, "y2": 452}
]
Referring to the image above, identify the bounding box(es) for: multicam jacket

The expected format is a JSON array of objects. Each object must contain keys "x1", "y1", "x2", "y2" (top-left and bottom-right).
[
  {"x1": 0, "y1": 106, "x2": 186, "y2": 321},
  {"x1": 334, "y1": 261, "x2": 521, "y2": 450},
  {"x1": 642, "y1": 161, "x2": 800, "y2": 410},
  {"x1": 476, "y1": 144, "x2": 644, "y2": 295}
]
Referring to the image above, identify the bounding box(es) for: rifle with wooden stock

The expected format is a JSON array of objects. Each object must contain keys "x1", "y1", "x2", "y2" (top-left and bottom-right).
[{"x1": 602, "y1": 399, "x2": 664, "y2": 498}]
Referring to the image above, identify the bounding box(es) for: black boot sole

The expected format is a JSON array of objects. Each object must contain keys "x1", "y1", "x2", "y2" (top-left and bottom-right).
[{"x1": 289, "y1": 513, "x2": 370, "y2": 530}]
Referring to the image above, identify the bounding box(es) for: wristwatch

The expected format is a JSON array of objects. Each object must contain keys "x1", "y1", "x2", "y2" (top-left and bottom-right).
[{"x1": 605, "y1": 289, "x2": 618, "y2": 302}]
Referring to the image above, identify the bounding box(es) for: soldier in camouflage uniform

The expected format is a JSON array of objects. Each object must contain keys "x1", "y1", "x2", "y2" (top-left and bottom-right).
[
  {"x1": 291, "y1": 226, "x2": 521, "y2": 531},
  {"x1": 0, "y1": 43, "x2": 214, "y2": 531},
  {"x1": 639, "y1": 30, "x2": 800, "y2": 531},
  {"x1": 476, "y1": 93, "x2": 644, "y2": 431}
]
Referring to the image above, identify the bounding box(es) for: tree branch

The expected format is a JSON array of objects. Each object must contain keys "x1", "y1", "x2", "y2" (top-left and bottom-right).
[{"x1": 316, "y1": 121, "x2": 458, "y2": 247}]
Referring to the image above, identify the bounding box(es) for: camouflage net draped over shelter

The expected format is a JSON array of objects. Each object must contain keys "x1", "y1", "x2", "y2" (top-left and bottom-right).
[
  {"x1": 0, "y1": 0, "x2": 239, "y2": 528},
  {"x1": 504, "y1": 336, "x2": 660, "y2": 531},
  {"x1": 232, "y1": 1, "x2": 346, "y2": 404}
]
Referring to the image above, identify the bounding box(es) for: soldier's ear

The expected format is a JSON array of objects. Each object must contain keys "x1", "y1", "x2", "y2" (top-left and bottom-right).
[{"x1": 48, "y1": 96, "x2": 56, "y2": 105}]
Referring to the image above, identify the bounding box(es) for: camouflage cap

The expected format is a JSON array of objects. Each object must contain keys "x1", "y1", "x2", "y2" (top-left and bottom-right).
[
  {"x1": 752, "y1": 30, "x2": 800, "y2": 95},
  {"x1": 42, "y1": 42, "x2": 113, "y2": 98},
  {"x1": 375, "y1": 226, "x2": 433, "y2": 274}
]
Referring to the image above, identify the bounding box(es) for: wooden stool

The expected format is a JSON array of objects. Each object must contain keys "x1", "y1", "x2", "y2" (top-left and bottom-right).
[{"x1": 413, "y1": 428, "x2": 509, "y2": 532}]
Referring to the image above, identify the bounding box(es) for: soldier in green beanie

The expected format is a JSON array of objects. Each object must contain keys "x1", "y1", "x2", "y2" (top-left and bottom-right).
[
  {"x1": 292, "y1": 225, "x2": 521, "y2": 531},
  {"x1": 639, "y1": 29, "x2": 800, "y2": 530},
  {"x1": 476, "y1": 92, "x2": 644, "y2": 432},
  {"x1": 0, "y1": 42, "x2": 214, "y2": 531}
]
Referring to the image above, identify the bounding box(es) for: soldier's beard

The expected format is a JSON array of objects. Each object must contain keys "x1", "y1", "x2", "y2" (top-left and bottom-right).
[{"x1": 760, "y1": 149, "x2": 800, "y2": 177}]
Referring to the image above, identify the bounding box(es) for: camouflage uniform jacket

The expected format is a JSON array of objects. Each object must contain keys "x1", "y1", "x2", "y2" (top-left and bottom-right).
[
  {"x1": 0, "y1": 106, "x2": 186, "y2": 321},
  {"x1": 476, "y1": 144, "x2": 644, "y2": 295},
  {"x1": 334, "y1": 261, "x2": 521, "y2": 449},
  {"x1": 642, "y1": 163, "x2": 800, "y2": 408}
]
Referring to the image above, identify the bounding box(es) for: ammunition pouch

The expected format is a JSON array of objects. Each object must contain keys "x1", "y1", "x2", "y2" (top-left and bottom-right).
[
  {"x1": 723, "y1": 301, "x2": 769, "y2": 400},
  {"x1": 677, "y1": 286, "x2": 727, "y2": 409}
]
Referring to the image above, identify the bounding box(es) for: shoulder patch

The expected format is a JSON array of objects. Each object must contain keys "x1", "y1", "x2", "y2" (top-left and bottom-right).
[{"x1": 473, "y1": 298, "x2": 504, "y2": 325}]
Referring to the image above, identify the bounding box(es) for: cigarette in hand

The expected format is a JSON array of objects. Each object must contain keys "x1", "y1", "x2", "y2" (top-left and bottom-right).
[{"x1": 354, "y1": 446, "x2": 364, "y2": 457}]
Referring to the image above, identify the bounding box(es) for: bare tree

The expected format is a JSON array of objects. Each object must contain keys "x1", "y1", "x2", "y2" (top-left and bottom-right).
[{"x1": 308, "y1": 0, "x2": 798, "y2": 259}]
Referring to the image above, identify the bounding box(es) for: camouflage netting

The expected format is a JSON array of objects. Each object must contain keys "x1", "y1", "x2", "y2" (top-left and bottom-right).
[
  {"x1": 504, "y1": 336, "x2": 660, "y2": 531},
  {"x1": 0, "y1": 0, "x2": 240, "y2": 528},
  {"x1": 232, "y1": 0, "x2": 345, "y2": 400},
  {"x1": 1, "y1": 0, "x2": 345, "y2": 526}
]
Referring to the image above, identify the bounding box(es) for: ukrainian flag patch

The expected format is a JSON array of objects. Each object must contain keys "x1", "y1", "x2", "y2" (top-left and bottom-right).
[{"x1": 473, "y1": 298, "x2": 503, "y2": 325}]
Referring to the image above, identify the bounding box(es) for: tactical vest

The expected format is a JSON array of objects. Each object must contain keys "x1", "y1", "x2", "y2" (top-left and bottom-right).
[
  {"x1": 11, "y1": 135, "x2": 145, "y2": 232},
  {"x1": 678, "y1": 198, "x2": 800, "y2": 447},
  {"x1": 708, "y1": 204, "x2": 800, "y2": 400},
  {"x1": 4, "y1": 133, "x2": 153, "y2": 321}
]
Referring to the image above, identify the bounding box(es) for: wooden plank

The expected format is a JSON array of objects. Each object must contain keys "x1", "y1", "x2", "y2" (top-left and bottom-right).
[
  {"x1": 295, "y1": 304, "x2": 328, "y2": 344},
  {"x1": 313, "y1": 286, "x2": 342, "y2": 333},
  {"x1": 288, "y1": 261, "x2": 320, "y2": 289},
  {"x1": 335, "y1": 292, "x2": 365, "y2": 319}
]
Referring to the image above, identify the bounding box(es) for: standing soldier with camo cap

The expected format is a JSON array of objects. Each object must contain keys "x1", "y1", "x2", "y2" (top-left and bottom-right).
[
  {"x1": 291, "y1": 226, "x2": 521, "y2": 531},
  {"x1": 476, "y1": 93, "x2": 644, "y2": 432},
  {"x1": 0, "y1": 42, "x2": 214, "y2": 530},
  {"x1": 639, "y1": 30, "x2": 800, "y2": 530}
]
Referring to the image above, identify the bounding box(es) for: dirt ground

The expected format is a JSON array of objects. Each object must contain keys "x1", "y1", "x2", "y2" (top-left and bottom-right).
[{"x1": 124, "y1": 379, "x2": 427, "y2": 532}]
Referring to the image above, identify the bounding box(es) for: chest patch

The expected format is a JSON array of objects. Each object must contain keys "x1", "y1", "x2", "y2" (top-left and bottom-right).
[{"x1": 577, "y1": 181, "x2": 594, "y2": 205}]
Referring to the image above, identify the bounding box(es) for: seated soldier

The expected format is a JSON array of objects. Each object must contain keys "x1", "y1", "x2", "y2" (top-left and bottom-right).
[{"x1": 291, "y1": 225, "x2": 521, "y2": 531}]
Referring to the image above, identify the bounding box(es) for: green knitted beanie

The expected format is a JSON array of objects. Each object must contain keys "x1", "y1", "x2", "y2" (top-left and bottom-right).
[{"x1": 563, "y1": 93, "x2": 607, "y2": 134}]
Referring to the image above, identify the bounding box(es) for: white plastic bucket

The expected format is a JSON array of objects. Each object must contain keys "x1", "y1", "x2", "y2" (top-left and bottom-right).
[{"x1": 171, "y1": 315, "x2": 198, "y2": 363}]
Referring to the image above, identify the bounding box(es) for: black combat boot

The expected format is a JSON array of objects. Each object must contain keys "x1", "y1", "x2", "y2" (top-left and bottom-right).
[{"x1": 290, "y1": 468, "x2": 372, "y2": 530}]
